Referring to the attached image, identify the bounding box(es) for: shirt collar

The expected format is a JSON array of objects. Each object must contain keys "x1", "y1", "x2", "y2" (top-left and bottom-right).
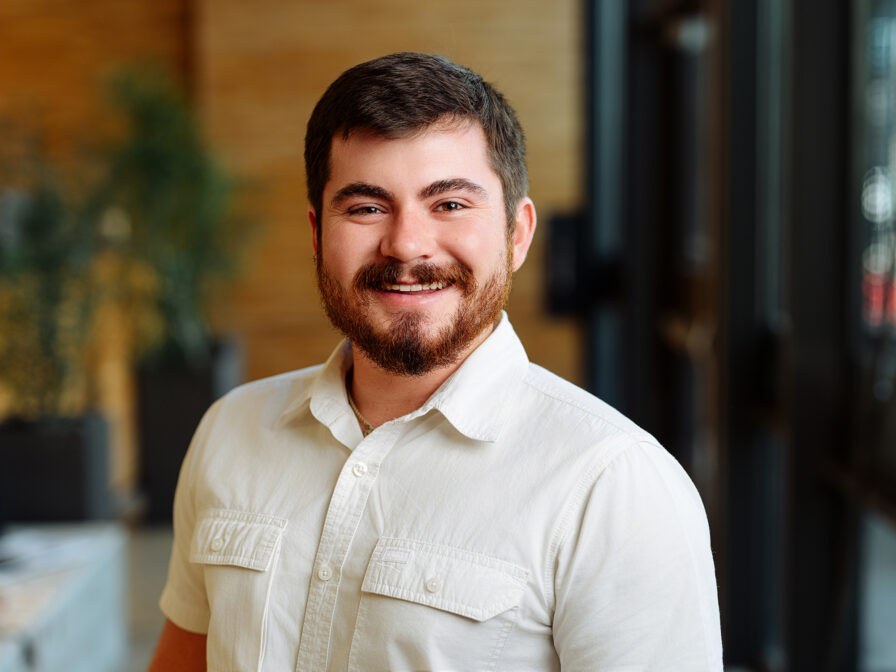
[
  {"x1": 276, "y1": 312, "x2": 529, "y2": 443},
  {"x1": 419, "y1": 313, "x2": 529, "y2": 442},
  {"x1": 274, "y1": 340, "x2": 352, "y2": 432}
]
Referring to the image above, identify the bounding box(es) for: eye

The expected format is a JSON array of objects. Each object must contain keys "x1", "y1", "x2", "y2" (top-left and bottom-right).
[
  {"x1": 435, "y1": 201, "x2": 466, "y2": 212},
  {"x1": 347, "y1": 205, "x2": 385, "y2": 216}
]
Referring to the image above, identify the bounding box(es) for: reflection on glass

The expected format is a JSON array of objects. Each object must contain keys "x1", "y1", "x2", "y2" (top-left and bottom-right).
[
  {"x1": 861, "y1": 11, "x2": 896, "y2": 334},
  {"x1": 860, "y1": 512, "x2": 896, "y2": 671},
  {"x1": 857, "y1": 6, "x2": 896, "y2": 671},
  {"x1": 859, "y1": 3, "x2": 896, "y2": 423}
]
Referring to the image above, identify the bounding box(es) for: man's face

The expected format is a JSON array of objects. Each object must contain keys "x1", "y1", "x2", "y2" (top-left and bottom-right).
[{"x1": 311, "y1": 121, "x2": 535, "y2": 376}]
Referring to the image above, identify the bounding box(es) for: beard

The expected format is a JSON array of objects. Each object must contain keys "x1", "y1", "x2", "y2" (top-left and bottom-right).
[{"x1": 316, "y1": 251, "x2": 513, "y2": 377}]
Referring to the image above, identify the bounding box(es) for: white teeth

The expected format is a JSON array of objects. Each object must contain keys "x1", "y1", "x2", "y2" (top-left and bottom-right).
[{"x1": 384, "y1": 282, "x2": 447, "y2": 292}]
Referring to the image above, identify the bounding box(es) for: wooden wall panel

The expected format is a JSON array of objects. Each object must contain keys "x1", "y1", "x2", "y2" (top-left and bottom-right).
[
  {"x1": 0, "y1": 0, "x2": 188, "y2": 159},
  {"x1": 0, "y1": 0, "x2": 188, "y2": 492},
  {"x1": 197, "y1": 0, "x2": 585, "y2": 385}
]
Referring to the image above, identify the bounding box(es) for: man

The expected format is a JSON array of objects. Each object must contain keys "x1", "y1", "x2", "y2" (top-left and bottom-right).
[{"x1": 150, "y1": 52, "x2": 723, "y2": 671}]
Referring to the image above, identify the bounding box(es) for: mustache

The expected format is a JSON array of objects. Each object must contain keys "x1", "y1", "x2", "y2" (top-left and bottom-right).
[{"x1": 353, "y1": 261, "x2": 475, "y2": 293}]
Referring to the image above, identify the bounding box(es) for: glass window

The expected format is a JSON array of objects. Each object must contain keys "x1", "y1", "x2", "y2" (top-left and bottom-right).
[
  {"x1": 856, "y1": 0, "x2": 896, "y2": 507},
  {"x1": 860, "y1": 511, "x2": 896, "y2": 671}
]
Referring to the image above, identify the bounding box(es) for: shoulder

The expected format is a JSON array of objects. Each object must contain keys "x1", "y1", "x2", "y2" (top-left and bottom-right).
[
  {"x1": 501, "y1": 363, "x2": 693, "y2": 518},
  {"x1": 181, "y1": 364, "x2": 325, "y2": 461},
  {"x1": 176, "y1": 363, "x2": 327, "y2": 494},
  {"x1": 206, "y1": 364, "x2": 324, "y2": 426},
  {"x1": 515, "y1": 362, "x2": 657, "y2": 447},
  {"x1": 513, "y1": 364, "x2": 704, "y2": 528},
  {"x1": 222, "y1": 363, "x2": 323, "y2": 404}
]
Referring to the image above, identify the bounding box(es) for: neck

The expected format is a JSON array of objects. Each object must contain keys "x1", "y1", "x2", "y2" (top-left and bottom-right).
[{"x1": 348, "y1": 324, "x2": 495, "y2": 429}]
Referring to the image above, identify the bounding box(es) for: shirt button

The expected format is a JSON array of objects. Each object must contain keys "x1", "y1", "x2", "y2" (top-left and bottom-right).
[
  {"x1": 210, "y1": 537, "x2": 224, "y2": 551},
  {"x1": 318, "y1": 565, "x2": 333, "y2": 581},
  {"x1": 425, "y1": 577, "x2": 441, "y2": 593},
  {"x1": 351, "y1": 462, "x2": 368, "y2": 477}
]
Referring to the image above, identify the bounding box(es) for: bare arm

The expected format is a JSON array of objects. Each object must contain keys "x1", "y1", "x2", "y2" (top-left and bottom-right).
[{"x1": 147, "y1": 619, "x2": 207, "y2": 672}]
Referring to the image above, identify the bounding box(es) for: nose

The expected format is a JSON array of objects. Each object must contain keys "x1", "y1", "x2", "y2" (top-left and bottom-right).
[{"x1": 378, "y1": 207, "x2": 434, "y2": 262}]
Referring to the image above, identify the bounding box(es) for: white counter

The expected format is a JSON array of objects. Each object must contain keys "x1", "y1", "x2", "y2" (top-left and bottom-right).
[{"x1": 0, "y1": 524, "x2": 127, "y2": 672}]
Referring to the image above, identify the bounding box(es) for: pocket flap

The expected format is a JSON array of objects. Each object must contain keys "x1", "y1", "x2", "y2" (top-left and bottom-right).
[
  {"x1": 190, "y1": 508, "x2": 287, "y2": 571},
  {"x1": 361, "y1": 537, "x2": 529, "y2": 622}
]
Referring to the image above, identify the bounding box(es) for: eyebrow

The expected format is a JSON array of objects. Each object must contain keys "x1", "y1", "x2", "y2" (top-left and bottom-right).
[
  {"x1": 419, "y1": 178, "x2": 488, "y2": 200},
  {"x1": 330, "y1": 182, "x2": 395, "y2": 208},
  {"x1": 329, "y1": 177, "x2": 489, "y2": 209}
]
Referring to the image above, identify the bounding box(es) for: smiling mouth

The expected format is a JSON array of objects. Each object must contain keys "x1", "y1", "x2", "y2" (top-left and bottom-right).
[{"x1": 382, "y1": 281, "x2": 451, "y2": 293}]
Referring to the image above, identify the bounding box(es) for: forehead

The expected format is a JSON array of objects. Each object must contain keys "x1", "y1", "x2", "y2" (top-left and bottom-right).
[{"x1": 325, "y1": 122, "x2": 498, "y2": 193}]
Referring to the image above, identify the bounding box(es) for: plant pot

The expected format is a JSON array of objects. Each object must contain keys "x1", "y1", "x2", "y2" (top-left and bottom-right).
[
  {"x1": 137, "y1": 335, "x2": 243, "y2": 524},
  {"x1": 0, "y1": 413, "x2": 112, "y2": 523}
]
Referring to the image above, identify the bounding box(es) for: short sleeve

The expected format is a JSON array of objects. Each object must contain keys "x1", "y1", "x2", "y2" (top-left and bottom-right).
[
  {"x1": 552, "y1": 441, "x2": 723, "y2": 671},
  {"x1": 158, "y1": 401, "x2": 222, "y2": 634}
]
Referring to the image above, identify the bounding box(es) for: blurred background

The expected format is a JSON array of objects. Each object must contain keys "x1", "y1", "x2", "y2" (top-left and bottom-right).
[{"x1": 0, "y1": 0, "x2": 894, "y2": 670}]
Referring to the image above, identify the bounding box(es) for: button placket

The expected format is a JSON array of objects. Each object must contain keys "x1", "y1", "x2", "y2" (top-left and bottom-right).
[{"x1": 296, "y1": 428, "x2": 400, "y2": 671}]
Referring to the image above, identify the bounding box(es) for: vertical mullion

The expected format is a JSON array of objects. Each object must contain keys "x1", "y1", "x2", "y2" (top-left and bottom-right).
[{"x1": 585, "y1": 0, "x2": 628, "y2": 405}]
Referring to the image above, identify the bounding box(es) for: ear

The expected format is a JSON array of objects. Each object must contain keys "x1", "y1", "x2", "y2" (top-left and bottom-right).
[
  {"x1": 309, "y1": 207, "x2": 319, "y2": 257},
  {"x1": 510, "y1": 197, "x2": 537, "y2": 272}
]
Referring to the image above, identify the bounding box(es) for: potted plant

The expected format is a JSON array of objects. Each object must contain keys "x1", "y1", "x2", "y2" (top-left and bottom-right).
[
  {"x1": 0, "y1": 131, "x2": 112, "y2": 522},
  {"x1": 89, "y1": 66, "x2": 251, "y2": 522}
]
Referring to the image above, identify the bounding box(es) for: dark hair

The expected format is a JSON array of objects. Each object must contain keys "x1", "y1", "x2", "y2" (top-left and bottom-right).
[{"x1": 304, "y1": 52, "x2": 528, "y2": 229}]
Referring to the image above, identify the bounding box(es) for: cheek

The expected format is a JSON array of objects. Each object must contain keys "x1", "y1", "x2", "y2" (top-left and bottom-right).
[
  {"x1": 322, "y1": 226, "x2": 376, "y2": 273},
  {"x1": 444, "y1": 227, "x2": 507, "y2": 271}
]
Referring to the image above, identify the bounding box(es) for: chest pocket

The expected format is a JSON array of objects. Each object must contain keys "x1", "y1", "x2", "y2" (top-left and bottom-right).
[
  {"x1": 349, "y1": 537, "x2": 529, "y2": 672},
  {"x1": 191, "y1": 508, "x2": 287, "y2": 672}
]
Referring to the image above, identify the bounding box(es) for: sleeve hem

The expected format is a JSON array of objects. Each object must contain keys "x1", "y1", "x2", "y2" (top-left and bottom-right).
[{"x1": 159, "y1": 585, "x2": 210, "y2": 634}]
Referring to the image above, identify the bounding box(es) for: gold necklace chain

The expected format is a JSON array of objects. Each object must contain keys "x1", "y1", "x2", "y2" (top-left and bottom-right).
[{"x1": 346, "y1": 371, "x2": 374, "y2": 436}]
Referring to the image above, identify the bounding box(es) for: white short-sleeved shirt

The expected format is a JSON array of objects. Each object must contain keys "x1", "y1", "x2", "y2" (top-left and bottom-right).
[{"x1": 160, "y1": 314, "x2": 723, "y2": 671}]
